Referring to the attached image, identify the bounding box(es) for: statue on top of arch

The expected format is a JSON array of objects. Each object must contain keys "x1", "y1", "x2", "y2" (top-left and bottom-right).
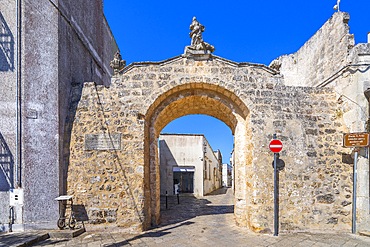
[
  {"x1": 184, "y1": 17, "x2": 215, "y2": 58},
  {"x1": 110, "y1": 50, "x2": 126, "y2": 74}
]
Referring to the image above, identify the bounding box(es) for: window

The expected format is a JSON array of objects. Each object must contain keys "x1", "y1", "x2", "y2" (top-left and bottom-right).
[
  {"x1": 204, "y1": 161, "x2": 207, "y2": 179},
  {"x1": 209, "y1": 163, "x2": 211, "y2": 180}
]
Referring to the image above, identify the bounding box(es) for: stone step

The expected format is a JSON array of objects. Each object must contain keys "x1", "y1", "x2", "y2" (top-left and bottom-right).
[
  {"x1": 48, "y1": 227, "x2": 85, "y2": 239},
  {"x1": 359, "y1": 231, "x2": 370, "y2": 237}
]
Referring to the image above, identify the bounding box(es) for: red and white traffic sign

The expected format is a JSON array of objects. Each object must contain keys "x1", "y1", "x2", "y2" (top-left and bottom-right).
[{"x1": 269, "y1": 139, "x2": 283, "y2": 153}]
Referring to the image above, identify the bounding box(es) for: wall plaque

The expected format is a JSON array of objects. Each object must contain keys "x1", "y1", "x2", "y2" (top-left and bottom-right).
[{"x1": 85, "y1": 133, "x2": 121, "y2": 150}]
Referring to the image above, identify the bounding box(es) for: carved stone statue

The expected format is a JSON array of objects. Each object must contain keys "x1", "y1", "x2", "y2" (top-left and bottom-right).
[
  {"x1": 189, "y1": 17, "x2": 204, "y2": 47},
  {"x1": 184, "y1": 17, "x2": 215, "y2": 58},
  {"x1": 110, "y1": 51, "x2": 126, "y2": 74}
]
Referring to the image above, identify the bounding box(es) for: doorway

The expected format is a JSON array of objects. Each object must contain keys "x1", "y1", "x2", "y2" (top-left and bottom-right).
[{"x1": 173, "y1": 168, "x2": 194, "y2": 194}]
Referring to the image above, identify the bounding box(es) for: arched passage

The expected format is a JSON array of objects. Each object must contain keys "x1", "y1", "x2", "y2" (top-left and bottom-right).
[
  {"x1": 68, "y1": 56, "x2": 350, "y2": 233},
  {"x1": 144, "y1": 83, "x2": 252, "y2": 227}
]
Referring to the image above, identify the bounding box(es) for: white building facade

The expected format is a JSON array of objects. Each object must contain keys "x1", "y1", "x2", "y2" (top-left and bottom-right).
[
  {"x1": 222, "y1": 163, "x2": 232, "y2": 187},
  {"x1": 159, "y1": 134, "x2": 222, "y2": 197}
]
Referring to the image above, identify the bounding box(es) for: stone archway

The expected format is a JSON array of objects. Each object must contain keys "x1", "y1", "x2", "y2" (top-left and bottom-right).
[
  {"x1": 144, "y1": 83, "x2": 252, "y2": 226},
  {"x1": 67, "y1": 55, "x2": 350, "y2": 233}
]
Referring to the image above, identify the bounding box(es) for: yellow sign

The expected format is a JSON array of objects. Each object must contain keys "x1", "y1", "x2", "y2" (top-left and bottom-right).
[{"x1": 343, "y1": 133, "x2": 370, "y2": 148}]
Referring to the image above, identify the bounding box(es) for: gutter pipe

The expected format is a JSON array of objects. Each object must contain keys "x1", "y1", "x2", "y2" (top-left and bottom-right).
[{"x1": 15, "y1": 0, "x2": 22, "y2": 188}]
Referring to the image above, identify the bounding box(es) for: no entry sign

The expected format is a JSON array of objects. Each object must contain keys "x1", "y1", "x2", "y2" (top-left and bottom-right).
[{"x1": 269, "y1": 139, "x2": 283, "y2": 153}]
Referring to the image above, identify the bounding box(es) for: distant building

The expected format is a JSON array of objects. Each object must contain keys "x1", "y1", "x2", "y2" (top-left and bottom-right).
[
  {"x1": 159, "y1": 134, "x2": 222, "y2": 197},
  {"x1": 222, "y1": 163, "x2": 232, "y2": 187},
  {"x1": 230, "y1": 149, "x2": 235, "y2": 193},
  {"x1": 213, "y1": 150, "x2": 223, "y2": 188}
]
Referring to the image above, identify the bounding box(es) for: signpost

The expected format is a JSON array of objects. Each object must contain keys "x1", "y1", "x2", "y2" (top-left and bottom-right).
[
  {"x1": 343, "y1": 132, "x2": 370, "y2": 234},
  {"x1": 269, "y1": 134, "x2": 283, "y2": 236}
]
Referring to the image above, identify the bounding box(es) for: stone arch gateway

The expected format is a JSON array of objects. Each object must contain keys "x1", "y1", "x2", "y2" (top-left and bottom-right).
[
  {"x1": 145, "y1": 81, "x2": 251, "y2": 227},
  {"x1": 67, "y1": 55, "x2": 351, "y2": 233}
]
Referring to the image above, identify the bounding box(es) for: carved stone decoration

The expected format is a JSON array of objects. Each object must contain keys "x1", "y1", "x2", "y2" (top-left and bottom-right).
[
  {"x1": 184, "y1": 17, "x2": 215, "y2": 59},
  {"x1": 110, "y1": 50, "x2": 126, "y2": 74}
]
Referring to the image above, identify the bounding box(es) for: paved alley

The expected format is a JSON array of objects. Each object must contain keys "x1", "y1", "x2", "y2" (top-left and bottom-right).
[{"x1": 22, "y1": 188, "x2": 370, "y2": 246}]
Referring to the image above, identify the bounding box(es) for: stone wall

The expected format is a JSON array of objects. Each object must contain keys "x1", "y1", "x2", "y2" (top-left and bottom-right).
[
  {"x1": 273, "y1": 12, "x2": 354, "y2": 87},
  {"x1": 249, "y1": 85, "x2": 350, "y2": 232},
  {"x1": 68, "y1": 55, "x2": 352, "y2": 233},
  {"x1": 272, "y1": 11, "x2": 370, "y2": 232},
  {"x1": 68, "y1": 82, "x2": 147, "y2": 232}
]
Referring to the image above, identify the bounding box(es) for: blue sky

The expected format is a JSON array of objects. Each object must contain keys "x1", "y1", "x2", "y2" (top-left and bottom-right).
[{"x1": 104, "y1": 0, "x2": 370, "y2": 163}]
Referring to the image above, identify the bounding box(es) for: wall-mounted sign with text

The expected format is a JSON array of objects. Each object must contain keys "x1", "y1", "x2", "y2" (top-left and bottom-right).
[{"x1": 343, "y1": 133, "x2": 370, "y2": 148}]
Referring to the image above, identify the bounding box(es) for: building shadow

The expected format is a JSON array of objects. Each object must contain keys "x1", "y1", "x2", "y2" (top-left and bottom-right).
[
  {"x1": 98, "y1": 189, "x2": 233, "y2": 247},
  {"x1": 0, "y1": 11, "x2": 15, "y2": 72},
  {"x1": 103, "y1": 221, "x2": 195, "y2": 247},
  {"x1": 206, "y1": 187, "x2": 227, "y2": 195},
  {"x1": 0, "y1": 132, "x2": 14, "y2": 191},
  {"x1": 61, "y1": 82, "x2": 84, "y2": 195},
  {"x1": 72, "y1": 204, "x2": 89, "y2": 222},
  {"x1": 159, "y1": 188, "x2": 234, "y2": 228}
]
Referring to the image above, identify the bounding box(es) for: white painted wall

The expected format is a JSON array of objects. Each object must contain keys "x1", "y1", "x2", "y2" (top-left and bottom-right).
[
  {"x1": 159, "y1": 134, "x2": 222, "y2": 196},
  {"x1": 222, "y1": 163, "x2": 232, "y2": 187}
]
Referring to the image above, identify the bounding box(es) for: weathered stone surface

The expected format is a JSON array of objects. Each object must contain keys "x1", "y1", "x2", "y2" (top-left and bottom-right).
[
  {"x1": 317, "y1": 194, "x2": 335, "y2": 204},
  {"x1": 67, "y1": 53, "x2": 351, "y2": 233},
  {"x1": 274, "y1": 12, "x2": 354, "y2": 87}
]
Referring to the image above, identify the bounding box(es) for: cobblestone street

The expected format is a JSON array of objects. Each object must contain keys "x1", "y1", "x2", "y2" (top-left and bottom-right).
[{"x1": 26, "y1": 187, "x2": 370, "y2": 247}]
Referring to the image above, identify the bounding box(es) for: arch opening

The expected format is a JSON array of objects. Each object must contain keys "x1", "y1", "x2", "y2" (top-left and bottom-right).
[{"x1": 144, "y1": 83, "x2": 252, "y2": 229}]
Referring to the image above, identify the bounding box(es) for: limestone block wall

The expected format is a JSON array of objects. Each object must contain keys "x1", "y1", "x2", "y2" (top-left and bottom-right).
[
  {"x1": 248, "y1": 85, "x2": 350, "y2": 232},
  {"x1": 68, "y1": 82, "x2": 147, "y2": 232},
  {"x1": 68, "y1": 55, "x2": 352, "y2": 233},
  {"x1": 274, "y1": 12, "x2": 354, "y2": 87}
]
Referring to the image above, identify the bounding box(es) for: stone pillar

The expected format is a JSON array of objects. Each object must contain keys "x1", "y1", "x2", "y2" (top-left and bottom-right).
[
  {"x1": 356, "y1": 156, "x2": 370, "y2": 231},
  {"x1": 233, "y1": 117, "x2": 249, "y2": 227}
]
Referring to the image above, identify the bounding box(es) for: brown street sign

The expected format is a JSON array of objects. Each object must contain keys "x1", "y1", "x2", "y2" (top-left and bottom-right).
[{"x1": 343, "y1": 133, "x2": 370, "y2": 148}]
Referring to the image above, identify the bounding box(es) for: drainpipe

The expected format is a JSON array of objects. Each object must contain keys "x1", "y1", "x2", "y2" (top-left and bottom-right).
[{"x1": 15, "y1": 0, "x2": 22, "y2": 188}]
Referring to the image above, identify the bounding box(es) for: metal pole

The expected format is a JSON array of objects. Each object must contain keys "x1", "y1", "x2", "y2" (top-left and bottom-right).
[
  {"x1": 352, "y1": 150, "x2": 358, "y2": 234},
  {"x1": 273, "y1": 133, "x2": 279, "y2": 236},
  {"x1": 274, "y1": 152, "x2": 278, "y2": 236},
  {"x1": 166, "y1": 191, "x2": 168, "y2": 209}
]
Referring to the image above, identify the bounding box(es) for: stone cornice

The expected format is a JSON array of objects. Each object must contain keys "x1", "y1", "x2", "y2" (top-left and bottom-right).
[{"x1": 118, "y1": 54, "x2": 278, "y2": 75}]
